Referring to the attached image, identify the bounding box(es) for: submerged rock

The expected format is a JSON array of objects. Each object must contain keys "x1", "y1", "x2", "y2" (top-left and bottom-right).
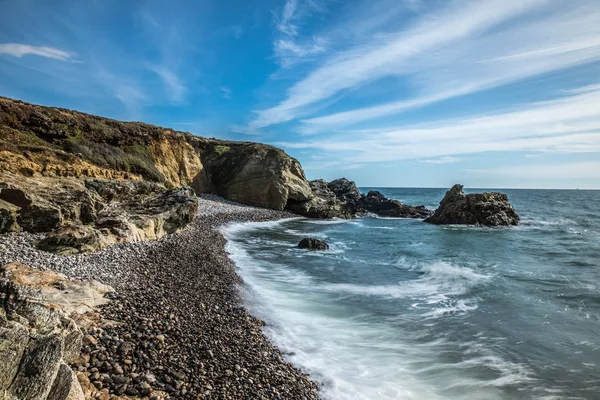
[
  {"x1": 298, "y1": 237, "x2": 329, "y2": 250},
  {"x1": 425, "y1": 184, "x2": 520, "y2": 226},
  {"x1": 360, "y1": 190, "x2": 433, "y2": 218}
]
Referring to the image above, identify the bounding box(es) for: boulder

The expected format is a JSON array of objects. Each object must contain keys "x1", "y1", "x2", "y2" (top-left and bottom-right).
[
  {"x1": 298, "y1": 238, "x2": 329, "y2": 250},
  {"x1": 360, "y1": 190, "x2": 433, "y2": 218},
  {"x1": 194, "y1": 140, "x2": 313, "y2": 210},
  {"x1": 37, "y1": 225, "x2": 105, "y2": 255},
  {"x1": 327, "y1": 178, "x2": 362, "y2": 204},
  {"x1": 287, "y1": 180, "x2": 354, "y2": 219},
  {"x1": 0, "y1": 202, "x2": 20, "y2": 233},
  {"x1": 17, "y1": 201, "x2": 63, "y2": 232},
  {"x1": 425, "y1": 184, "x2": 520, "y2": 226}
]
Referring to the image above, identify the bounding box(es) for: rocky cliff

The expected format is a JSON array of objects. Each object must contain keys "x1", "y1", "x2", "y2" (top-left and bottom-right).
[{"x1": 0, "y1": 97, "x2": 310, "y2": 212}]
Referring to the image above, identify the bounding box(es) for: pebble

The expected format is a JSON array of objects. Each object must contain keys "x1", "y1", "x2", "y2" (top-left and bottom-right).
[{"x1": 0, "y1": 195, "x2": 320, "y2": 399}]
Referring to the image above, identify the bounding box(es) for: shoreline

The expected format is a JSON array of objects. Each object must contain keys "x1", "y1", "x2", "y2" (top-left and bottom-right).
[{"x1": 0, "y1": 195, "x2": 321, "y2": 399}]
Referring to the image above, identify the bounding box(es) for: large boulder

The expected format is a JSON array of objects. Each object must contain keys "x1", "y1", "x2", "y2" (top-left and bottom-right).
[
  {"x1": 192, "y1": 140, "x2": 313, "y2": 210},
  {"x1": 425, "y1": 184, "x2": 519, "y2": 226}
]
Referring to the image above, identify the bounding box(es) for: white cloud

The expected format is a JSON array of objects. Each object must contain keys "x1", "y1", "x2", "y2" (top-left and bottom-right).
[
  {"x1": 272, "y1": 0, "x2": 328, "y2": 67},
  {"x1": 252, "y1": 0, "x2": 551, "y2": 128},
  {"x1": 220, "y1": 86, "x2": 232, "y2": 99},
  {"x1": 149, "y1": 66, "x2": 186, "y2": 104},
  {"x1": 0, "y1": 43, "x2": 74, "y2": 61},
  {"x1": 421, "y1": 156, "x2": 461, "y2": 164},
  {"x1": 302, "y1": 1, "x2": 600, "y2": 129},
  {"x1": 276, "y1": 83, "x2": 600, "y2": 163}
]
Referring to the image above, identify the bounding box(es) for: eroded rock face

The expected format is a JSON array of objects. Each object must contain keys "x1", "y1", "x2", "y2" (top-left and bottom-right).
[
  {"x1": 0, "y1": 176, "x2": 198, "y2": 254},
  {"x1": 0, "y1": 262, "x2": 106, "y2": 400},
  {"x1": 425, "y1": 184, "x2": 520, "y2": 226},
  {"x1": 192, "y1": 139, "x2": 313, "y2": 211},
  {"x1": 287, "y1": 179, "x2": 354, "y2": 219},
  {"x1": 289, "y1": 178, "x2": 432, "y2": 219},
  {"x1": 298, "y1": 238, "x2": 329, "y2": 250}
]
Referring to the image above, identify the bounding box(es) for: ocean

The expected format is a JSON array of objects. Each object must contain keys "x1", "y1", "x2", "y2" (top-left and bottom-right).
[{"x1": 222, "y1": 188, "x2": 600, "y2": 400}]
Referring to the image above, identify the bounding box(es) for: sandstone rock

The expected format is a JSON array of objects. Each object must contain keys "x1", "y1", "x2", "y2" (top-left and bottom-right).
[
  {"x1": 298, "y1": 238, "x2": 329, "y2": 250},
  {"x1": 425, "y1": 184, "x2": 520, "y2": 226},
  {"x1": 287, "y1": 179, "x2": 354, "y2": 219},
  {"x1": 38, "y1": 225, "x2": 106, "y2": 255},
  {"x1": 195, "y1": 140, "x2": 313, "y2": 210}
]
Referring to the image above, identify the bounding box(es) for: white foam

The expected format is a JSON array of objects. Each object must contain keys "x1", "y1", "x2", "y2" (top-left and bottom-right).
[{"x1": 220, "y1": 221, "x2": 517, "y2": 400}]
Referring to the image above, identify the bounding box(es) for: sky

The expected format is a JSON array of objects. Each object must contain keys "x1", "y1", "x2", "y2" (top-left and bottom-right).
[{"x1": 1, "y1": 0, "x2": 599, "y2": 189}]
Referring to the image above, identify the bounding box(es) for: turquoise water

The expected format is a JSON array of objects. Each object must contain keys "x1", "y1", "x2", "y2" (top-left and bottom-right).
[{"x1": 223, "y1": 188, "x2": 600, "y2": 399}]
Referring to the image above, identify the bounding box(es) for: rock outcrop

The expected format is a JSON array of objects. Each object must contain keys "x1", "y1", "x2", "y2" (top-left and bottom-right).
[
  {"x1": 298, "y1": 238, "x2": 329, "y2": 250},
  {"x1": 191, "y1": 139, "x2": 313, "y2": 211},
  {"x1": 1, "y1": 175, "x2": 198, "y2": 254},
  {"x1": 290, "y1": 178, "x2": 432, "y2": 219},
  {"x1": 0, "y1": 262, "x2": 113, "y2": 400},
  {"x1": 425, "y1": 184, "x2": 520, "y2": 226}
]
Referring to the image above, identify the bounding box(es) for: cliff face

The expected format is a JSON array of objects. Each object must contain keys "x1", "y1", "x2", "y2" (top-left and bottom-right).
[{"x1": 0, "y1": 97, "x2": 310, "y2": 211}]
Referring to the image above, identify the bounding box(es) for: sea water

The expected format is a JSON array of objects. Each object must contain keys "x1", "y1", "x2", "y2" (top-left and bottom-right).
[{"x1": 222, "y1": 188, "x2": 600, "y2": 399}]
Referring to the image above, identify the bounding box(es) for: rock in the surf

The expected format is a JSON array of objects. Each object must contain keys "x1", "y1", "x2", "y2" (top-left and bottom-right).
[
  {"x1": 425, "y1": 184, "x2": 520, "y2": 226},
  {"x1": 298, "y1": 237, "x2": 329, "y2": 250}
]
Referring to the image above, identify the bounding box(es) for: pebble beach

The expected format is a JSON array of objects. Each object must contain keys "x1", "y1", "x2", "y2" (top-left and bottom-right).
[{"x1": 0, "y1": 195, "x2": 320, "y2": 399}]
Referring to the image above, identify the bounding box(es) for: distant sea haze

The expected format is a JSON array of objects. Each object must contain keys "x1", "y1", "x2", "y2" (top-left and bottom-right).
[{"x1": 224, "y1": 188, "x2": 600, "y2": 399}]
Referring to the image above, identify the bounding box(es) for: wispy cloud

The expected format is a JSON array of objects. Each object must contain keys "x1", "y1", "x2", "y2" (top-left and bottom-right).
[
  {"x1": 421, "y1": 156, "x2": 461, "y2": 165},
  {"x1": 272, "y1": 0, "x2": 328, "y2": 68},
  {"x1": 276, "y1": 83, "x2": 600, "y2": 163},
  {"x1": 0, "y1": 43, "x2": 74, "y2": 61},
  {"x1": 220, "y1": 86, "x2": 232, "y2": 99},
  {"x1": 251, "y1": 0, "x2": 600, "y2": 132},
  {"x1": 149, "y1": 65, "x2": 186, "y2": 104}
]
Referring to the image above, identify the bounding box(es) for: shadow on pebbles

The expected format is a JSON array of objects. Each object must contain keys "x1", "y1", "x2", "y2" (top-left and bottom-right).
[{"x1": 0, "y1": 195, "x2": 320, "y2": 399}]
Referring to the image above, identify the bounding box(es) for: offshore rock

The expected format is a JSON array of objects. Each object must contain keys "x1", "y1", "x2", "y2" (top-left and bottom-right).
[
  {"x1": 425, "y1": 184, "x2": 520, "y2": 226},
  {"x1": 298, "y1": 238, "x2": 329, "y2": 250},
  {"x1": 361, "y1": 190, "x2": 433, "y2": 218},
  {"x1": 290, "y1": 178, "x2": 432, "y2": 219}
]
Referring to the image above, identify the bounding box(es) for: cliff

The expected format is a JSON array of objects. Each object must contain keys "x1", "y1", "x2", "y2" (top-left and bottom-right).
[{"x1": 0, "y1": 96, "x2": 311, "y2": 211}]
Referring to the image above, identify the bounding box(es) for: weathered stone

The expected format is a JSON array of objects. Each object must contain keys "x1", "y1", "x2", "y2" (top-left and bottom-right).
[
  {"x1": 425, "y1": 184, "x2": 520, "y2": 226},
  {"x1": 194, "y1": 140, "x2": 313, "y2": 210},
  {"x1": 38, "y1": 225, "x2": 105, "y2": 255},
  {"x1": 361, "y1": 190, "x2": 433, "y2": 218},
  {"x1": 8, "y1": 333, "x2": 64, "y2": 400},
  {"x1": 287, "y1": 179, "x2": 354, "y2": 219},
  {"x1": 298, "y1": 238, "x2": 329, "y2": 250},
  {"x1": 0, "y1": 321, "x2": 29, "y2": 389},
  {"x1": 17, "y1": 201, "x2": 63, "y2": 232},
  {"x1": 47, "y1": 363, "x2": 85, "y2": 400},
  {"x1": 0, "y1": 202, "x2": 20, "y2": 233}
]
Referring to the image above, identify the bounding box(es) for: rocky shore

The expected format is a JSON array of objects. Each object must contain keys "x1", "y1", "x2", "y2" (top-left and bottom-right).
[{"x1": 1, "y1": 195, "x2": 320, "y2": 399}]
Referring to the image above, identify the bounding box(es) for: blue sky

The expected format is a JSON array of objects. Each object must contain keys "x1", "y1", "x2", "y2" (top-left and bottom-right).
[{"x1": 1, "y1": 0, "x2": 599, "y2": 188}]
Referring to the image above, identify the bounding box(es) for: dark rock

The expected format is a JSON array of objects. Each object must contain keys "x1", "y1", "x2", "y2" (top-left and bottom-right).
[
  {"x1": 37, "y1": 224, "x2": 105, "y2": 255},
  {"x1": 360, "y1": 190, "x2": 433, "y2": 218},
  {"x1": 0, "y1": 202, "x2": 20, "y2": 233},
  {"x1": 425, "y1": 184, "x2": 520, "y2": 226},
  {"x1": 18, "y1": 201, "x2": 63, "y2": 232},
  {"x1": 298, "y1": 238, "x2": 329, "y2": 250},
  {"x1": 0, "y1": 184, "x2": 32, "y2": 208},
  {"x1": 289, "y1": 178, "x2": 433, "y2": 219}
]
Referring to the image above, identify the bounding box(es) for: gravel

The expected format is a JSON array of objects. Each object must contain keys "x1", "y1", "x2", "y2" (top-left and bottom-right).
[{"x1": 0, "y1": 194, "x2": 321, "y2": 399}]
